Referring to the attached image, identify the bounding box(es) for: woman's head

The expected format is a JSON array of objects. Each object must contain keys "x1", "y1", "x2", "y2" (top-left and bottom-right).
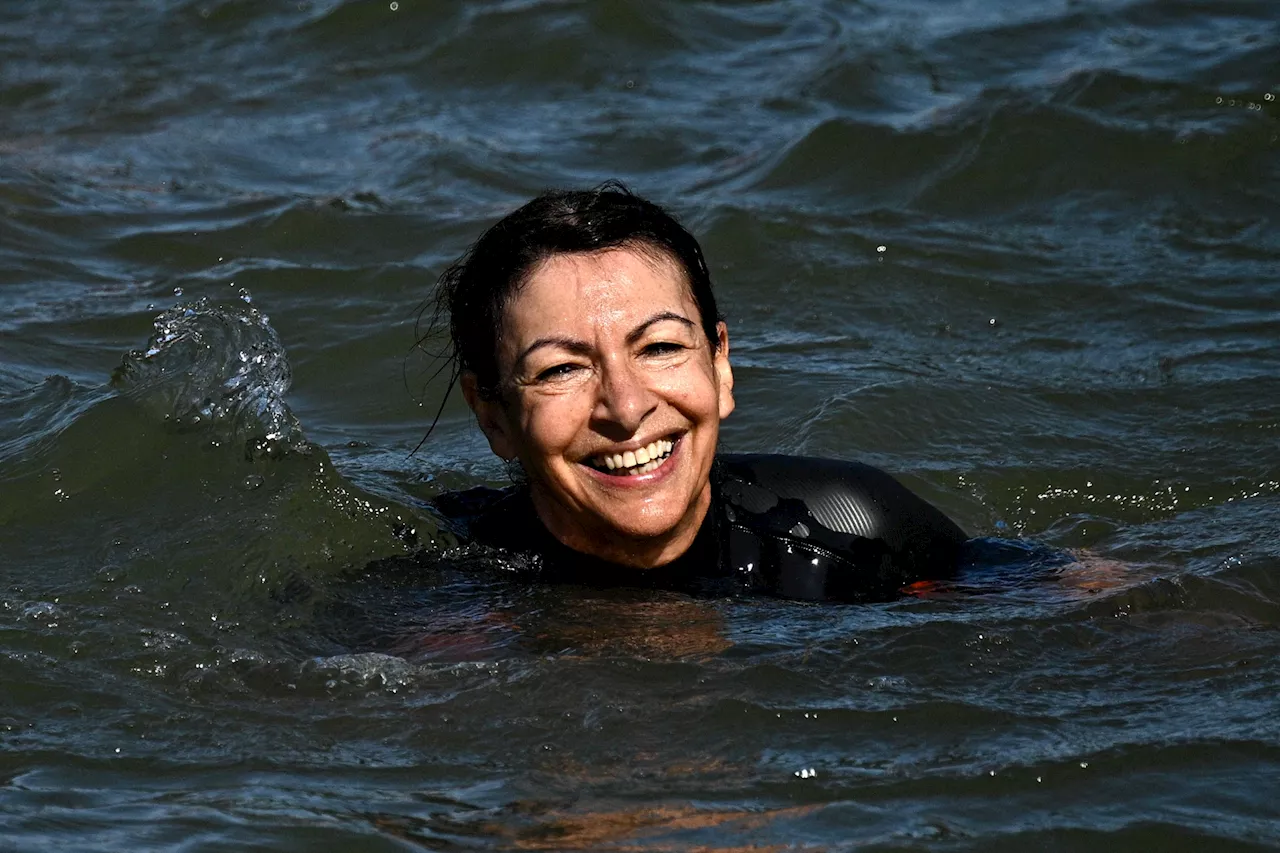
[
  {"x1": 435, "y1": 183, "x2": 734, "y2": 567},
  {"x1": 437, "y1": 182, "x2": 723, "y2": 401}
]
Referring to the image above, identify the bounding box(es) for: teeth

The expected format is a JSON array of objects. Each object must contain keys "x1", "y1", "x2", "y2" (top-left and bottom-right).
[{"x1": 591, "y1": 439, "x2": 675, "y2": 475}]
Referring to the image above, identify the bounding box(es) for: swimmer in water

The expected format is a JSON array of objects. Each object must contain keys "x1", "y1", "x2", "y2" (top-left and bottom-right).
[{"x1": 424, "y1": 182, "x2": 969, "y2": 602}]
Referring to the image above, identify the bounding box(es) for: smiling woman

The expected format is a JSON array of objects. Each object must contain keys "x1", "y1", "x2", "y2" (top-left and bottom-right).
[
  {"x1": 465, "y1": 247, "x2": 733, "y2": 568},
  {"x1": 430, "y1": 183, "x2": 968, "y2": 602}
]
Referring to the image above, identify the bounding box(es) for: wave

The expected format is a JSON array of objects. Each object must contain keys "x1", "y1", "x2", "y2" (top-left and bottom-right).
[
  {"x1": 750, "y1": 67, "x2": 1278, "y2": 216},
  {"x1": 110, "y1": 296, "x2": 304, "y2": 456}
]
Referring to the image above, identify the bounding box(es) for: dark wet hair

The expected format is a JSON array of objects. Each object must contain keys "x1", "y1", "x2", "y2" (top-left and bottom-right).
[{"x1": 431, "y1": 181, "x2": 722, "y2": 404}]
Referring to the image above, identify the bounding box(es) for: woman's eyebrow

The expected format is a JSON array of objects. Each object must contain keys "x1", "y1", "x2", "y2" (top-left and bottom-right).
[
  {"x1": 515, "y1": 312, "x2": 695, "y2": 368},
  {"x1": 626, "y1": 311, "x2": 695, "y2": 345}
]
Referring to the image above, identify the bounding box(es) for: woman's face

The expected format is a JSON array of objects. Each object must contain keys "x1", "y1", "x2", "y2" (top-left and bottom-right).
[{"x1": 462, "y1": 246, "x2": 734, "y2": 567}]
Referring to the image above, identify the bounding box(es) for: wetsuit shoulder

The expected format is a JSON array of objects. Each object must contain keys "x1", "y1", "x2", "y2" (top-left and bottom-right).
[
  {"x1": 431, "y1": 483, "x2": 734, "y2": 594},
  {"x1": 716, "y1": 453, "x2": 966, "y2": 601},
  {"x1": 428, "y1": 456, "x2": 966, "y2": 602},
  {"x1": 430, "y1": 485, "x2": 531, "y2": 544}
]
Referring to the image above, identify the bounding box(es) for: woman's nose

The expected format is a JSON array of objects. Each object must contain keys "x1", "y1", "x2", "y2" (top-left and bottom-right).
[{"x1": 593, "y1": 357, "x2": 656, "y2": 438}]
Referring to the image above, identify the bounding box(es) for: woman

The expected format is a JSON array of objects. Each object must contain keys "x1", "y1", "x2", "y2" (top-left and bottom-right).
[{"x1": 428, "y1": 183, "x2": 967, "y2": 602}]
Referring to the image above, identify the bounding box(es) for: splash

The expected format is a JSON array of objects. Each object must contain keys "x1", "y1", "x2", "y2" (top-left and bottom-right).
[{"x1": 112, "y1": 298, "x2": 304, "y2": 454}]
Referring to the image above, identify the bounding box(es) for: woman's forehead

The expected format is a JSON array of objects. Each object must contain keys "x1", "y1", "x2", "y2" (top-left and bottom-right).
[{"x1": 505, "y1": 247, "x2": 699, "y2": 330}]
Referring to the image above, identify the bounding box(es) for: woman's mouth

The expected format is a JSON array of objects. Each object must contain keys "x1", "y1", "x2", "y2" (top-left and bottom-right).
[{"x1": 587, "y1": 437, "x2": 676, "y2": 477}]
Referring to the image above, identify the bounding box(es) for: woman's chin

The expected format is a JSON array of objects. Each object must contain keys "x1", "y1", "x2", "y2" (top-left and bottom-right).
[
  {"x1": 597, "y1": 508, "x2": 690, "y2": 543},
  {"x1": 582, "y1": 471, "x2": 707, "y2": 542},
  {"x1": 539, "y1": 491, "x2": 708, "y2": 566},
  {"x1": 530, "y1": 440, "x2": 714, "y2": 564}
]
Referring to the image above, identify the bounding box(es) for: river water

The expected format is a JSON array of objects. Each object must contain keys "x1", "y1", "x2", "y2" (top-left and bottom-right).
[{"x1": 2, "y1": 1, "x2": 1279, "y2": 850}]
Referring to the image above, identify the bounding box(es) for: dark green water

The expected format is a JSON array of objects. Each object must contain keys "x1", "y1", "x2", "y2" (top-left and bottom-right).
[{"x1": 3, "y1": 1, "x2": 1279, "y2": 849}]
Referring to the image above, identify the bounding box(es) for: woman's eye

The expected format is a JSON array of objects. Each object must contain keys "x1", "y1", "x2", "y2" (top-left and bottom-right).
[
  {"x1": 536, "y1": 363, "x2": 582, "y2": 382},
  {"x1": 643, "y1": 341, "x2": 684, "y2": 356}
]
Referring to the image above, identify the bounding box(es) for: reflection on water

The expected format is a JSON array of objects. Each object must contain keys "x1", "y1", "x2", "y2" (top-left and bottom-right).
[
  {"x1": 489, "y1": 802, "x2": 824, "y2": 852},
  {"x1": 380, "y1": 593, "x2": 733, "y2": 663}
]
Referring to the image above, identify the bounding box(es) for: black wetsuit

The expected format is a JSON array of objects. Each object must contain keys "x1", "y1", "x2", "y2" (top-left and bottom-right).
[{"x1": 431, "y1": 454, "x2": 967, "y2": 603}]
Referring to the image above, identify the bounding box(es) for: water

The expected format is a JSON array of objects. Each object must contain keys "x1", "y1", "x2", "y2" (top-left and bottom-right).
[{"x1": 2, "y1": 0, "x2": 1279, "y2": 849}]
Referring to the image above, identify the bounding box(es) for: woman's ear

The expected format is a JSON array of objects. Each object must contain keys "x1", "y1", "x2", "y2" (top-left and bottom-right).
[
  {"x1": 460, "y1": 371, "x2": 517, "y2": 461},
  {"x1": 714, "y1": 322, "x2": 735, "y2": 420}
]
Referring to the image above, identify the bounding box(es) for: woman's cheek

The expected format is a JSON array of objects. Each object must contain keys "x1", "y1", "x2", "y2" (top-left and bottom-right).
[
  {"x1": 524, "y1": 395, "x2": 586, "y2": 450},
  {"x1": 658, "y1": 365, "x2": 716, "y2": 402}
]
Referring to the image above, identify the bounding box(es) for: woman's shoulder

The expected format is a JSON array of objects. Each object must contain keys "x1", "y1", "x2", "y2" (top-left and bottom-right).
[
  {"x1": 430, "y1": 484, "x2": 534, "y2": 544},
  {"x1": 716, "y1": 452, "x2": 966, "y2": 543},
  {"x1": 714, "y1": 453, "x2": 968, "y2": 600}
]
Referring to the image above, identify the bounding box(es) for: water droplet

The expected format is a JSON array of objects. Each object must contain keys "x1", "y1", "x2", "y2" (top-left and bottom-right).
[
  {"x1": 876, "y1": 245, "x2": 887, "y2": 253},
  {"x1": 242, "y1": 474, "x2": 265, "y2": 490},
  {"x1": 988, "y1": 317, "x2": 998, "y2": 326},
  {"x1": 389, "y1": 0, "x2": 398, "y2": 8},
  {"x1": 173, "y1": 286, "x2": 184, "y2": 296},
  {"x1": 1080, "y1": 761, "x2": 1089, "y2": 769}
]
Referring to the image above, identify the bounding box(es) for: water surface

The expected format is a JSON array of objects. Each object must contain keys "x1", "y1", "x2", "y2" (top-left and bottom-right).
[{"x1": 2, "y1": 0, "x2": 1279, "y2": 849}]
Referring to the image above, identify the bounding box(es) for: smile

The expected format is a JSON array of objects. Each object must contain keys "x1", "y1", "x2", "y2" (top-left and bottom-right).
[{"x1": 587, "y1": 437, "x2": 676, "y2": 477}]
